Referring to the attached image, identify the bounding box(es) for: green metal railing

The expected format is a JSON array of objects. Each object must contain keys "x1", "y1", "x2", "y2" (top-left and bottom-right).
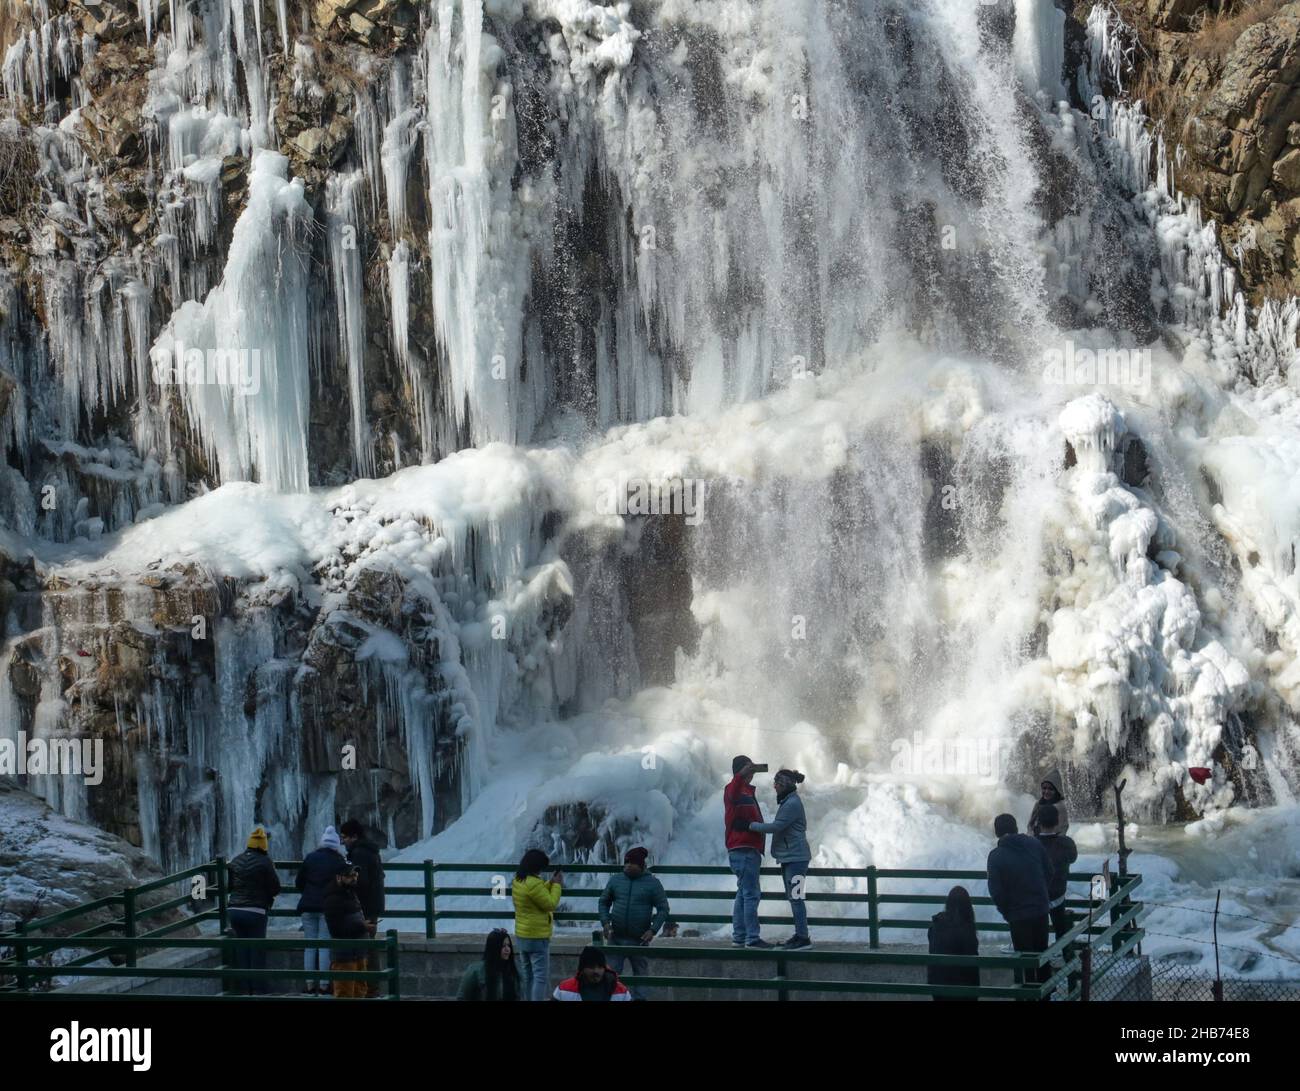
[
  {"x1": 596, "y1": 869, "x2": 1145, "y2": 1000},
  {"x1": 0, "y1": 857, "x2": 1144, "y2": 1000},
  {"x1": 2, "y1": 933, "x2": 402, "y2": 1000}
]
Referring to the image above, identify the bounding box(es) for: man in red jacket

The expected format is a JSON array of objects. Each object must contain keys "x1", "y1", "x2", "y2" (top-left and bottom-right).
[{"x1": 725, "y1": 755, "x2": 773, "y2": 948}]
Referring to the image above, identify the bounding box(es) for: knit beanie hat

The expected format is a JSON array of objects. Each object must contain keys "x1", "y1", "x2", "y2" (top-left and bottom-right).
[
  {"x1": 246, "y1": 826, "x2": 269, "y2": 852},
  {"x1": 624, "y1": 846, "x2": 649, "y2": 867},
  {"x1": 320, "y1": 825, "x2": 344, "y2": 854},
  {"x1": 578, "y1": 946, "x2": 607, "y2": 971}
]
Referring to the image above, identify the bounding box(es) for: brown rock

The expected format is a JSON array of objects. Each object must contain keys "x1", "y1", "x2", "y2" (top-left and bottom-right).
[
  {"x1": 1275, "y1": 147, "x2": 1300, "y2": 192},
  {"x1": 349, "y1": 11, "x2": 380, "y2": 44}
]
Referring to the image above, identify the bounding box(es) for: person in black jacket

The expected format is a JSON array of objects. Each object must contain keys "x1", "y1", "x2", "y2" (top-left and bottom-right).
[
  {"x1": 296, "y1": 826, "x2": 349, "y2": 994},
  {"x1": 227, "y1": 826, "x2": 281, "y2": 994},
  {"x1": 323, "y1": 866, "x2": 371, "y2": 998},
  {"x1": 926, "y1": 886, "x2": 979, "y2": 1000},
  {"x1": 340, "y1": 820, "x2": 386, "y2": 997},
  {"x1": 1035, "y1": 804, "x2": 1079, "y2": 943},
  {"x1": 987, "y1": 813, "x2": 1054, "y2": 992}
]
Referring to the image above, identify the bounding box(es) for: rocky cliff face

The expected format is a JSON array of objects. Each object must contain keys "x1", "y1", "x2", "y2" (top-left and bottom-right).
[{"x1": 1082, "y1": 1, "x2": 1300, "y2": 304}]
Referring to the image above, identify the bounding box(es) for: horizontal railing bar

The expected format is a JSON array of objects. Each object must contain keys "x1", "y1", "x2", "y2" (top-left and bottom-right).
[
  {"x1": 14, "y1": 965, "x2": 389, "y2": 981},
  {"x1": 19, "y1": 895, "x2": 124, "y2": 933},
  {"x1": 132, "y1": 864, "x2": 217, "y2": 897},
  {"x1": 9, "y1": 936, "x2": 393, "y2": 952},
  {"x1": 135, "y1": 894, "x2": 197, "y2": 919},
  {"x1": 0, "y1": 992, "x2": 392, "y2": 1002},
  {"x1": 20, "y1": 919, "x2": 124, "y2": 959},
  {"x1": 598, "y1": 943, "x2": 1042, "y2": 969},
  {"x1": 140, "y1": 911, "x2": 219, "y2": 940},
  {"x1": 263, "y1": 908, "x2": 426, "y2": 919},
  {"x1": 423, "y1": 863, "x2": 1114, "y2": 881},
  {"x1": 617, "y1": 975, "x2": 1040, "y2": 998}
]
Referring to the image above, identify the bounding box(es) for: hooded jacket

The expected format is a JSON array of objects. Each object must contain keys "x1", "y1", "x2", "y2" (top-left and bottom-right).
[
  {"x1": 748, "y1": 789, "x2": 811, "y2": 863},
  {"x1": 512, "y1": 874, "x2": 563, "y2": 939},
  {"x1": 986, "y1": 833, "x2": 1053, "y2": 923},
  {"x1": 1028, "y1": 769, "x2": 1070, "y2": 835},
  {"x1": 296, "y1": 845, "x2": 350, "y2": 913},
  {"x1": 724, "y1": 773, "x2": 765, "y2": 853},
  {"x1": 598, "y1": 870, "x2": 670, "y2": 938}
]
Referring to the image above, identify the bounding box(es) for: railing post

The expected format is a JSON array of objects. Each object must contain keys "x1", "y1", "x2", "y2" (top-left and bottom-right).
[
  {"x1": 775, "y1": 954, "x2": 789, "y2": 1002},
  {"x1": 1108, "y1": 872, "x2": 1122, "y2": 953},
  {"x1": 1079, "y1": 944, "x2": 1092, "y2": 1002},
  {"x1": 866, "y1": 866, "x2": 879, "y2": 949},
  {"x1": 387, "y1": 929, "x2": 400, "y2": 1000},
  {"x1": 423, "y1": 860, "x2": 436, "y2": 939},
  {"x1": 215, "y1": 855, "x2": 229, "y2": 933},
  {"x1": 14, "y1": 923, "x2": 29, "y2": 992},
  {"x1": 220, "y1": 930, "x2": 236, "y2": 996},
  {"x1": 122, "y1": 887, "x2": 137, "y2": 968}
]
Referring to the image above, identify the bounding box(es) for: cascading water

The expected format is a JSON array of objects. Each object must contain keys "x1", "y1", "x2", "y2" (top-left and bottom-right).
[{"x1": 2, "y1": 1, "x2": 1299, "y2": 974}]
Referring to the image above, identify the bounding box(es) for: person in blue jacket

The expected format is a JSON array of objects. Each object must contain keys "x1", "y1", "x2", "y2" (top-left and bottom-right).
[
  {"x1": 598, "y1": 846, "x2": 670, "y2": 999},
  {"x1": 295, "y1": 825, "x2": 349, "y2": 994},
  {"x1": 986, "y1": 813, "x2": 1054, "y2": 991}
]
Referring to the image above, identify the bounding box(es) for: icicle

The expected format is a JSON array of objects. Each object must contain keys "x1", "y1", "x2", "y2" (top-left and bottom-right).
[
  {"x1": 138, "y1": 0, "x2": 157, "y2": 45},
  {"x1": 388, "y1": 241, "x2": 410, "y2": 372},
  {"x1": 381, "y1": 60, "x2": 419, "y2": 235},
  {"x1": 327, "y1": 172, "x2": 374, "y2": 479},
  {"x1": 424, "y1": 0, "x2": 530, "y2": 446},
  {"x1": 388, "y1": 240, "x2": 435, "y2": 463},
  {"x1": 1012, "y1": 0, "x2": 1066, "y2": 103},
  {"x1": 150, "y1": 150, "x2": 312, "y2": 492}
]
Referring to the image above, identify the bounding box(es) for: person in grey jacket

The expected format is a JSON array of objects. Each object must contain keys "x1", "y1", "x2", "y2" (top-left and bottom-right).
[
  {"x1": 1028, "y1": 768, "x2": 1069, "y2": 835},
  {"x1": 737, "y1": 769, "x2": 812, "y2": 949}
]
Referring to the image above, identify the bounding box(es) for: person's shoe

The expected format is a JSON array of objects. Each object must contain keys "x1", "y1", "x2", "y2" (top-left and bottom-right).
[
  {"x1": 782, "y1": 935, "x2": 812, "y2": 949},
  {"x1": 745, "y1": 939, "x2": 777, "y2": 949},
  {"x1": 731, "y1": 938, "x2": 746, "y2": 947},
  {"x1": 304, "y1": 984, "x2": 317, "y2": 995}
]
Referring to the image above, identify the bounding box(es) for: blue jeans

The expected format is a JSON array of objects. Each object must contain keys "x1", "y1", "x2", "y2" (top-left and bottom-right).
[
  {"x1": 516, "y1": 937, "x2": 550, "y2": 1001},
  {"x1": 782, "y1": 860, "x2": 811, "y2": 940},
  {"x1": 729, "y1": 849, "x2": 761, "y2": 945},
  {"x1": 605, "y1": 937, "x2": 650, "y2": 1000},
  {"x1": 301, "y1": 912, "x2": 329, "y2": 989}
]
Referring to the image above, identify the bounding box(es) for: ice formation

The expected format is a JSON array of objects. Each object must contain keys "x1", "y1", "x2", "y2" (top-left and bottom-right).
[{"x1": 1, "y1": 0, "x2": 1299, "y2": 974}]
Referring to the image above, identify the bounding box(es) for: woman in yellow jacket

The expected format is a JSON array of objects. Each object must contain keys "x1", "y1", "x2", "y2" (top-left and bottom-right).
[{"x1": 512, "y1": 849, "x2": 563, "y2": 1001}]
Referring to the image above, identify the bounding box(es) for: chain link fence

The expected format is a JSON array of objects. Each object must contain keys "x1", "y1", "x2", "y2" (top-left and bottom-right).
[{"x1": 1084, "y1": 952, "x2": 1300, "y2": 1001}]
